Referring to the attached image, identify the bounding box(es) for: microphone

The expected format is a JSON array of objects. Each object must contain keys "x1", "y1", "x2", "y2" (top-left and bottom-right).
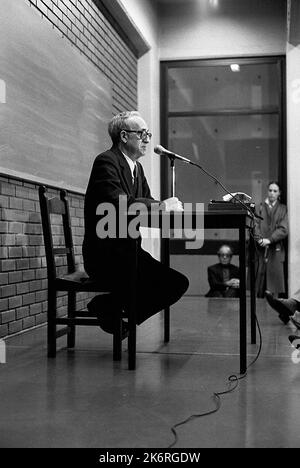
[
  {"x1": 154, "y1": 145, "x2": 259, "y2": 221},
  {"x1": 154, "y1": 145, "x2": 191, "y2": 164}
]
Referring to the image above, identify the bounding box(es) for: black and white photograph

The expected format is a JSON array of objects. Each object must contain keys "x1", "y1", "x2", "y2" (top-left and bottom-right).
[{"x1": 0, "y1": 0, "x2": 299, "y2": 452}]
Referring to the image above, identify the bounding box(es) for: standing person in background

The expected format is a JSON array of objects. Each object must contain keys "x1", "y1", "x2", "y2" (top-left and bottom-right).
[{"x1": 255, "y1": 181, "x2": 288, "y2": 298}]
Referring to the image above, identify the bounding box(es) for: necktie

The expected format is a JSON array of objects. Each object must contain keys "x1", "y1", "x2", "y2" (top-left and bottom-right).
[
  {"x1": 133, "y1": 165, "x2": 138, "y2": 195},
  {"x1": 132, "y1": 165, "x2": 137, "y2": 184}
]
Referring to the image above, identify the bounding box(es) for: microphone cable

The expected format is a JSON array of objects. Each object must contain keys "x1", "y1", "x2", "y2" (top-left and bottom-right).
[
  {"x1": 156, "y1": 144, "x2": 259, "y2": 220},
  {"x1": 188, "y1": 159, "x2": 259, "y2": 221},
  {"x1": 161, "y1": 151, "x2": 264, "y2": 447},
  {"x1": 167, "y1": 222, "x2": 264, "y2": 448},
  {"x1": 168, "y1": 315, "x2": 262, "y2": 448}
]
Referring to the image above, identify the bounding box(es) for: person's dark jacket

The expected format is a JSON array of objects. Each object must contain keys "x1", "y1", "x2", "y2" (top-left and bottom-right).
[
  {"x1": 82, "y1": 145, "x2": 159, "y2": 281},
  {"x1": 205, "y1": 263, "x2": 240, "y2": 297}
]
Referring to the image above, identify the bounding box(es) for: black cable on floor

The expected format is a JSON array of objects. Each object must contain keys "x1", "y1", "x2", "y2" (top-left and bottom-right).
[
  {"x1": 168, "y1": 319, "x2": 262, "y2": 448},
  {"x1": 168, "y1": 230, "x2": 263, "y2": 448}
]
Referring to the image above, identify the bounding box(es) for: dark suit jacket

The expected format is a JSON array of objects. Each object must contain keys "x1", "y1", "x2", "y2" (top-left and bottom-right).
[
  {"x1": 205, "y1": 263, "x2": 240, "y2": 297},
  {"x1": 82, "y1": 146, "x2": 159, "y2": 279}
]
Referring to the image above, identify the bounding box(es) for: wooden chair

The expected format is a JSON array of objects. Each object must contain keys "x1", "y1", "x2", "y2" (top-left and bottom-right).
[{"x1": 38, "y1": 185, "x2": 127, "y2": 364}]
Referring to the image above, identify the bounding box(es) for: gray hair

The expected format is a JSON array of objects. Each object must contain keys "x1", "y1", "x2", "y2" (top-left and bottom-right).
[
  {"x1": 218, "y1": 244, "x2": 233, "y2": 256},
  {"x1": 108, "y1": 111, "x2": 141, "y2": 145}
]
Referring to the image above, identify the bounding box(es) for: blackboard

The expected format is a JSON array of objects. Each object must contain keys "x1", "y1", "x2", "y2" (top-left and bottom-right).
[{"x1": 0, "y1": 0, "x2": 112, "y2": 193}]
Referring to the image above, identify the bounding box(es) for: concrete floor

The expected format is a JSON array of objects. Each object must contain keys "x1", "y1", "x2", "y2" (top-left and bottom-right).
[{"x1": 0, "y1": 296, "x2": 300, "y2": 448}]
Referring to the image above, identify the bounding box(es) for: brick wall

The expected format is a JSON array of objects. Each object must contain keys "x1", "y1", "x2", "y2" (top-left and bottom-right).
[
  {"x1": 0, "y1": 178, "x2": 87, "y2": 337},
  {"x1": 0, "y1": 0, "x2": 138, "y2": 338},
  {"x1": 31, "y1": 0, "x2": 138, "y2": 114}
]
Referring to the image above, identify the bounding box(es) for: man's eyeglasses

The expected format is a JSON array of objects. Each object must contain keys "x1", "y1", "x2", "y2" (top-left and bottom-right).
[
  {"x1": 218, "y1": 253, "x2": 232, "y2": 258},
  {"x1": 122, "y1": 129, "x2": 152, "y2": 140}
]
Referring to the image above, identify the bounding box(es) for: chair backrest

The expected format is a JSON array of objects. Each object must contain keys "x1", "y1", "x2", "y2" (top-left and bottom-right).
[{"x1": 39, "y1": 185, "x2": 76, "y2": 282}]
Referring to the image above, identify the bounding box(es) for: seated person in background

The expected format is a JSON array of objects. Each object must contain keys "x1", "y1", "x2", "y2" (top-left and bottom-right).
[{"x1": 205, "y1": 244, "x2": 240, "y2": 298}]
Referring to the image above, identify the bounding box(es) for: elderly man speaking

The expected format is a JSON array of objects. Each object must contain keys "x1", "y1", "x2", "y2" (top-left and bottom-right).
[{"x1": 83, "y1": 111, "x2": 189, "y2": 335}]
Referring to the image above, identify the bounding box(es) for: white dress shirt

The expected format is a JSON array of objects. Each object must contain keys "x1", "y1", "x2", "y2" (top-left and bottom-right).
[{"x1": 122, "y1": 152, "x2": 137, "y2": 184}]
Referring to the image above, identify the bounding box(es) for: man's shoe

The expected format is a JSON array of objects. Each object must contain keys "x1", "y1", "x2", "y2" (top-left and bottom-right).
[
  {"x1": 288, "y1": 335, "x2": 300, "y2": 349},
  {"x1": 290, "y1": 317, "x2": 300, "y2": 330},
  {"x1": 87, "y1": 296, "x2": 128, "y2": 339},
  {"x1": 265, "y1": 290, "x2": 297, "y2": 324},
  {"x1": 87, "y1": 295, "x2": 128, "y2": 317},
  {"x1": 98, "y1": 315, "x2": 129, "y2": 339}
]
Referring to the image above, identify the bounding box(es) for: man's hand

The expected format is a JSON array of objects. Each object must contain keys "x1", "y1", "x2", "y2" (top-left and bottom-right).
[
  {"x1": 226, "y1": 278, "x2": 240, "y2": 288},
  {"x1": 160, "y1": 197, "x2": 183, "y2": 211},
  {"x1": 258, "y1": 238, "x2": 271, "y2": 247}
]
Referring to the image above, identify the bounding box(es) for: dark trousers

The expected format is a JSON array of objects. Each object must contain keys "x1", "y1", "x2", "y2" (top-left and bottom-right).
[
  {"x1": 207, "y1": 287, "x2": 239, "y2": 298},
  {"x1": 87, "y1": 248, "x2": 189, "y2": 325}
]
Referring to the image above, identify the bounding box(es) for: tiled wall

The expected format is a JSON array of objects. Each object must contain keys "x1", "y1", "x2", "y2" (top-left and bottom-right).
[{"x1": 0, "y1": 0, "x2": 138, "y2": 337}]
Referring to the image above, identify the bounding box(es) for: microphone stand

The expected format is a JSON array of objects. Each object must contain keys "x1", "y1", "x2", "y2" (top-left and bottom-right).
[
  {"x1": 167, "y1": 155, "x2": 258, "y2": 217},
  {"x1": 170, "y1": 156, "x2": 176, "y2": 197},
  {"x1": 164, "y1": 154, "x2": 176, "y2": 344},
  {"x1": 163, "y1": 150, "x2": 262, "y2": 219},
  {"x1": 187, "y1": 160, "x2": 262, "y2": 221}
]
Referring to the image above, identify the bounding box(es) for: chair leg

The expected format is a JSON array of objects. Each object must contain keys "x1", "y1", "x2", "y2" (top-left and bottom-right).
[
  {"x1": 67, "y1": 291, "x2": 76, "y2": 348},
  {"x1": 128, "y1": 316, "x2": 136, "y2": 370},
  {"x1": 113, "y1": 313, "x2": 122, "y2": 361},
  {"x1": 127, "y1": 287, "x2": 137, "y2": 370},
  {"x1": 48, "y1": 289, "x2": 57, "y2": 358},
  {"x1": 127, "y1": 242, "x2": 137, "y2": 370},
  {"x1": 164, "y1": 307, "x2": 170, "y2": 343}
]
